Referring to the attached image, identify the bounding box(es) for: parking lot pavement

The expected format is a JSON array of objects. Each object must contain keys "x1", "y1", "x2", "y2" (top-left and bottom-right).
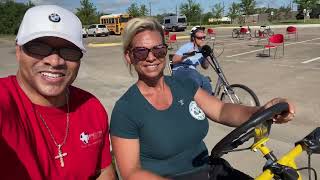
[{"x1": 1, "y1": 25, "x2": 319, "y2": 177}]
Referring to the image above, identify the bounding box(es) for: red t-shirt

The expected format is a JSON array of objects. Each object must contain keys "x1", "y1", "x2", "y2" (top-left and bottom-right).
[{"x1": 0, "y1": 76, "x2": 112, "y2": 180}]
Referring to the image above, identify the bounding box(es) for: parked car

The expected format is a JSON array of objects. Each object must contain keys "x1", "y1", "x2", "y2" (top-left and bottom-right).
[
  {"x1": 82, "y1": 28, "x2": 88, "y2": 38},
  {"x1": 87, "y1": 24, "x2": 109, "y2": 37}
]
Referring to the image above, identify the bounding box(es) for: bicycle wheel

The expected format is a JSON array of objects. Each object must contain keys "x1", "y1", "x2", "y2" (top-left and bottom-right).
[
  {"x1": 264, "y1": 29, "x2": 274, "y2": 37},
  {"x1": 268, "y1": 30, "x2": 274, "y2": 36},
  {"x1": 232, "y1": 29, "x2": 239, "y2": 38},
  {"x1": 254, "y1": 30, "x2": 259, "y2": 38},
  {"x1": 220, "y1": 84, "x2": 260, "y2": 106}
]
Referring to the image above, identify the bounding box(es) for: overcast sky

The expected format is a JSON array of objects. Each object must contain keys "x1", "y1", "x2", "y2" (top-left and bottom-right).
[{"x1": 16, "y1": 0, "x2": 297, "y2": 15}]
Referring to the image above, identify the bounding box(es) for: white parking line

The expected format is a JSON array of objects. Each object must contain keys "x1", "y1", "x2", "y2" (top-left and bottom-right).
[
  {"x1": 223, "y1": 39, "x2": 262, "y2": 46},
  {"x1": 226, "y1": 37, "x2": 320, "y2": 58},
  {"x1": 299, "y1": 42, "x2": 320, "y2": 45},
  {"x1": 301, "y1": 57, "x2": 320, "y2": 64}
]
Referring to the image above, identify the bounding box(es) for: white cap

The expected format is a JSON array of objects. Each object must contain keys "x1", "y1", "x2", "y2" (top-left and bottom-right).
[{"x1": 16, "y1": 5, "x2": 86, "y2": 53}]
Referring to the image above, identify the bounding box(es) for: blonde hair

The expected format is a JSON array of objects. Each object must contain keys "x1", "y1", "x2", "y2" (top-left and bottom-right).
[{"x1": 122, "y1": 17, "x2": 165, "y2": 74}]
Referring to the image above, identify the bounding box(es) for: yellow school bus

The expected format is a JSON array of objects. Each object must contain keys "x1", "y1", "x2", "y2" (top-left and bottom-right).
[{"x1": 100, "y1": 13, "x2": 132, "y2": 35}]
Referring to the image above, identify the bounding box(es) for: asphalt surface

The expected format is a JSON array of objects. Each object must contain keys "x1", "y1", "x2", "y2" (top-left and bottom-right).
[{"x1": 1, "y1": 24, "x2": 320, "y2": 178}]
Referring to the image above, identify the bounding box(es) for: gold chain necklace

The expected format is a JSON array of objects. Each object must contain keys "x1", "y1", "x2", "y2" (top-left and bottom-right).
[{"x1": 37, "y1": 91, "x2": 70, "y2": 168}]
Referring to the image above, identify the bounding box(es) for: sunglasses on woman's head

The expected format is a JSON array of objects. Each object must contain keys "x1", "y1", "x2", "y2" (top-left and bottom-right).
[
  {"x1": 22, "y1": 41, "x2": 83, "y2": 61},
  {"x1": 131, "y1": 44, "x2": 168, "y2": 61}
]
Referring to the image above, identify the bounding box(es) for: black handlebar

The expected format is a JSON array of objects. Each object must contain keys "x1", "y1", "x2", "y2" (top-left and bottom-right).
[
  {"x1": 211, "y1": 102, "x2": 289, "y2": 158},
  {"x1": 182, "y1": 45, "x2": 214, "y2": 58},
  {"x1": 182, "y1": 51, "x2": 196, "y2": 56}
]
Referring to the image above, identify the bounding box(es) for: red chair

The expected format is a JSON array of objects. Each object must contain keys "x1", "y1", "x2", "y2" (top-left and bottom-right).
[
  {"x1": 167, "y1": 34, "x2": 177, "y2": 50},
  {"x1": 286, "y1": 26, "x2": 298, "y2": 41},
  {"x1": 262, "y1": 34, "x2": 284, "y2": 59},
  {"x1": 239, "y1": 27, "x2": 251, "y2": 39},
  {"x1": 207, "y1": 28, "x2": 216, "y2": 40},
  {"x1": 164, "y1": 30, "x2": 170, "y2": 41}
]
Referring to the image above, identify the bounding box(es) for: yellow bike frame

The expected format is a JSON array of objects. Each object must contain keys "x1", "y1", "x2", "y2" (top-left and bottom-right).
[{"x1": 252, "y1": 137, "x2": 303, "y2": 180}]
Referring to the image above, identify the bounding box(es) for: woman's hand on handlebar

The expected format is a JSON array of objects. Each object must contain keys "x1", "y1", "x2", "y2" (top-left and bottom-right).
[{"x1": 261, "y1": 98, "x2": 296, "y2": 124}]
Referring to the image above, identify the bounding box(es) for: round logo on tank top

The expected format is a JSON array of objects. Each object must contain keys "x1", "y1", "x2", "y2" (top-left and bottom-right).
[{"x1": 189, "y1": 101, "x2": 206, "y2": 120}]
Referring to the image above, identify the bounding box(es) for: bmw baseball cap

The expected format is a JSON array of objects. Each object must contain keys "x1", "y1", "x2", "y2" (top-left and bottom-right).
[{"x1": 16, "y1": 5, "x2": 86, "y2": 52}]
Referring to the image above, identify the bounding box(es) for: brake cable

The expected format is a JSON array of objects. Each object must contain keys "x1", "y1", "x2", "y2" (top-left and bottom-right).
[{"x1": 296, "y1": 152, "x2": 317, "y2": 180}]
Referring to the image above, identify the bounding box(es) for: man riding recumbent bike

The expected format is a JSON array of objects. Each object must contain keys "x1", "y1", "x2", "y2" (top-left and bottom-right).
[{"x1": 170, "y1": 102, "x2": 319, "y2": 180}]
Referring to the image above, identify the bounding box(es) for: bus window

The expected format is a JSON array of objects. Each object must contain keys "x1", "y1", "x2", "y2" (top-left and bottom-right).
[{"x1": 120, "y1": 17, "x2": 129, "y2": 23}]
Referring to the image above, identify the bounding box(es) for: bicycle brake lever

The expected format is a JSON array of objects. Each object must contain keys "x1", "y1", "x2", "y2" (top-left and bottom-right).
[
  {"x1": 265, "y1": 163, "x2": 299, "y2": 180},
  {"x1": 295, "y1": 127, "x2": 320, "y2": 154}
]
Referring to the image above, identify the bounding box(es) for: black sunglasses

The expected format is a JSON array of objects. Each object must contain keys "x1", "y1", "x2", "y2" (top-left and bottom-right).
[
  {"x1": 195, "y1": 36, "x2": 206, "y2": 40},
  {"x1": 23, "y1": 41, "x2": 83, "y2": 61},
  {"x1": 131, "y1": 44, "x2": 167, "y2": 61}
]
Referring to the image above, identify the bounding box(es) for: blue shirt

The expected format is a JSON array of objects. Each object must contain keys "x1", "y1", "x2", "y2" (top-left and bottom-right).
[{"x1": 173, "y1": 42, "x2": 205, "y2": 70}]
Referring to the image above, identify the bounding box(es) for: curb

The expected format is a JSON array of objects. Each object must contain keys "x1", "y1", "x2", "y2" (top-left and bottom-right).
[{"x1": 88, "y1": 42, "x2": 122, "y2": 47}]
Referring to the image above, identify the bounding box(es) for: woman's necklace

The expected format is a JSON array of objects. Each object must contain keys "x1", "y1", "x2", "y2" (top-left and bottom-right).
[{"x1": 36, "y1": 91, "x2": 70, "y2": 168}]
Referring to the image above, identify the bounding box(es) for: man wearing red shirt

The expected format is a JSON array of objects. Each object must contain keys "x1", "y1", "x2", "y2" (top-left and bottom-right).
[{"x1": 0, "y1": 5, "x2": 116, "y2": 180}]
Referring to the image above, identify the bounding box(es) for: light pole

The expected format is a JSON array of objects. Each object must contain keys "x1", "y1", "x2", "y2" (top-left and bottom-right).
[
  {"x1": 149, "y1": 1, "x2": 151, "y2": 16},
  {"x1": 270, "y1": 11, "x2": 274, "y2": 22}
]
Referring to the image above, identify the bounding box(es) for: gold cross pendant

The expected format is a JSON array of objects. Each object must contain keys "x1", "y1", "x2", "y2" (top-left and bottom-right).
[{"x1": 55, "y1": 145, "x2": 67, "y2": 167}]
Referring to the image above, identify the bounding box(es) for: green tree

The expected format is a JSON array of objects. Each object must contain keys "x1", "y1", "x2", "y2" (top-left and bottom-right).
[
  {"x1": 179, "y1": 0, "x2": 202, "y2": 24},
  {"x1": 228, "y1": 2, "x2": 241, "y2": 24},
  {"x1": 255, "y1": 7, "x2": 268, "y2": 14},
  {"x1": 127, "y1": 2, "x2": 140, "y2": 17},
  {"x1": 293, "y1": 0, "x2": 318, "y2": 11},
  {"x1": 202, "y1": 12, "x2": 214, "y2": 24},
  {"x1": 240, "y1": 0, "x2": 256, "y2": 15},
  {"x1": 139, "y1": 4, "x2": 149, "y2": 16},
  {"x1": 279, "y1": 5, "x2": 292, "y2": 19},
  {"x1": 75, "y1": 0, "x2": 99, "y2": 25},
  {"x1": 0, "y1": 1, "x2": 34, "y2": 34},
  {"x1": 212, "y1": 3, "x2": 223, "y2": 19}
]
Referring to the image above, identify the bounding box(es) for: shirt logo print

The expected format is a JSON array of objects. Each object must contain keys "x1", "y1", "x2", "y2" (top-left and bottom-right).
[
  {"x1": 80, "y1": 132, "x2": 90, "y2": 144},
  {"x1": 189, "y1": 101, "x2": 206, "y2": 120},
  {"x1": 178, "y1": 99, "x2": 184, "y2": 106}
]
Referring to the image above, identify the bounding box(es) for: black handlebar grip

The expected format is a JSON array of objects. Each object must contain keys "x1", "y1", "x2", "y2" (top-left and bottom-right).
[{"x1": 200, "y1": 45, "x2": 213, "y2": 58}]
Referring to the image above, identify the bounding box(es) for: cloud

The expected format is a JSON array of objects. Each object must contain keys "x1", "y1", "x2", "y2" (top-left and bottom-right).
[
  {"x1": 256, "y1": 0, "x2": 290, "y2": 8},
  {"x1": 95, "y1": 0, "x2": 162, "y2": 13},
  {"x1": 30, "y1": 0, "x2": 63, "y2": 5},
  {"x1": 28, "y1": 0, "x2": 78, "y2": 11},
  {"x1": 150, "y1": 0, "x2": 160, "y2": 3},
  {"x1": 95, "y1": 0, "x2": 131, "y2": 13}
]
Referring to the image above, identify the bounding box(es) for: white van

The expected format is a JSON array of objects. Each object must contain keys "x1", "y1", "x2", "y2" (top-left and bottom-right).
[{"x1": 163, "y1": 15, "x2": 187, "y2": 32}]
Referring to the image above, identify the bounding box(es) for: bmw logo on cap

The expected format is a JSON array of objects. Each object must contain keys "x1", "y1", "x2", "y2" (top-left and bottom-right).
[{"x1": 48, "y1": 13, "x2": 61, "y2": 22}]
